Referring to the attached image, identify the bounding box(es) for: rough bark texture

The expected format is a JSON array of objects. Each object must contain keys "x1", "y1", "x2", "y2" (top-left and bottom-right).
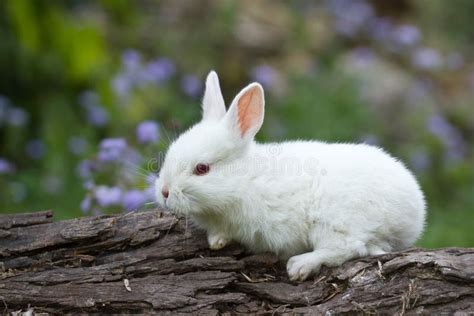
[{"x1": 0, "y1": 210, "x2": 473, "y2": 314}]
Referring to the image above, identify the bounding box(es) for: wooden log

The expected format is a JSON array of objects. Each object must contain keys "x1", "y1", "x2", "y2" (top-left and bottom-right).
[{"x1": 0, "y1": 210, "x2": 473, "y2": 314}]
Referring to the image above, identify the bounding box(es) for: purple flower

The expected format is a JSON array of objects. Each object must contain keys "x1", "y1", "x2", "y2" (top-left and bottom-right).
[
  {"x1": 347, "y1": 47, "x2": 375, "y2": 67},
  {"x1": 136, "y1": 121, "x2": 160, "y2": 144},
  {"x1": 80, "y1": 196, "x2": 92, "y2": 213},
  {"x1": 426, "y1": 114, "x2": 466, "y2": 162},
  {"x1": 8, "y1": 107, "x2": 29, "y2": 127},
  {"x1": 79, "y1": 91, "x2": 109, "y2": 127},
  {"x1": 98, "y1": 138, "x2": 127, "y2": 162},
  {"x1": 146, "y1": 173, "x2": 157, "y2": 186},
  {"x1": 0, "y1": 96, "x2": 28, "y2": 128},
  {"x1": 83, "y1": 180, "x2": 94, "y2": 190},
  {"x1": 412, "y1": 48, "x2": 443, "y2": 71},
  {"x1": 112, "y1": 74, "x2": 132, "y2": 98},
  {"x1": 251, "y1": 65, "x2": 278, "y2": 88},
  {"x1": 329, "y1": 0, "x2": 374, "y2": 37},
  {"x1": 360, "y1": 134, "x2": 378, "y2": 146},
  {"x1": 95, "y1": 186, "x2": 123, "y2": 207},
  {"x1": 142, "y1": 58, "x2": 176, "y2": 83},
  {"x1": 86, "y1": 104, "x2": 109, "y2": 127},
  {"x1": 77, "y1": 160, "x2": 95, "y2": 178},
  {"x1": 0, "y1": 95, "x2": 10, "y2": 107},
  {"x1": 25, "y1": 139, "x2": 46, "y2": 160},
  {"x1": 392, "y1": 24, "x2": 421, "y2": 46},
  {"x1": 79, "y1": 91, "x2": 100, "y2": 108},
  {"x1": 122, "y1": 190, "x2": 148, "y2": 211},
  {"x1": 0, "y1": 158, "x2": 15, "y2": 174},
  {"x1": 427, "y1": 114, "x2": 458, "y2": 144},
  {"x1": 144, "y1": 175, "x2": 158, "y2": 201},
  {"x1": 368, "y1": 17, "x2": 394, "y2": 43},
  {"x1": 410, "y1": 151, "x2": 431, "y2": 172},
  {"x1": 122, "y1": 49, "x2": 142, "y2": 71},
  {"x1": 180, "y1": 75, "x2": 202, "y2": 98},
  {"x1": 145, "y1": 186, "x2": 156, "y2": 200},
  {"x1": 113, "y1": 52, "x2": 175, "y2": 98},
  {"x1": 69, "y1": 136, "x2": 88, "y2": 155}
]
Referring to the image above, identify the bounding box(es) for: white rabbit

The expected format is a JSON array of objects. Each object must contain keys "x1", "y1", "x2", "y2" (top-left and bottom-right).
[{"x1": 155, "y1": 71, "x2": 426, "y2": 281}]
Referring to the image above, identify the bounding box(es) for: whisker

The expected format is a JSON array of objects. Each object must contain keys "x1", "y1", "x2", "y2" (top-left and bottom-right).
[
  {"x1": 161, "y1": 127, "x2": 174, "y2": 146},
  {"x1": 120, "y1": 162, "x2": 155, "y2": 189},
  {"x1": 160, "y1": 137, "x2": 171, "y2": 148},
  {"x1": 185, "y1": 214, "x2": 188, "y2": 235},
  {"x1": 123, "y1": 169, "x2": 150, "y2": 183},
  {"x1": 169, "y1": 122, "x2": 180, "y2": 141},
  {"x1": 184, "y1": 213, "x2": 189, "y2": 248},
  {"x1": 123, "y1": 199, "x2": 152, "y2": 214},
  {"x1": 122, "y1": 159, "x2": 152, "y2": 177},
  {"x1": 164, "y1": 213, "x2": 178, "y2": 239},
  {"x1": 124, "y1": 165, "x2": 149, "y2": 177}
]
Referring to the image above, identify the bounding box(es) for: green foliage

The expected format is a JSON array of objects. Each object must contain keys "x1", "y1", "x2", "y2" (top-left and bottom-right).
[{"x1": 274, "y1": 73, "x2": 376, "y2": 142}]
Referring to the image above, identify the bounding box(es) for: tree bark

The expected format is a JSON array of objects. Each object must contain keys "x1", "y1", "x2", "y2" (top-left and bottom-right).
[{"x1": 0, "y1": 210, "x2": 472, "y2": 314}]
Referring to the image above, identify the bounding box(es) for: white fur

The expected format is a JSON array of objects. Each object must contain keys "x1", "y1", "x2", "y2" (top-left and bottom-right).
[{"x1": 155, "y1": 71, "x2": 426, "y2": 281}]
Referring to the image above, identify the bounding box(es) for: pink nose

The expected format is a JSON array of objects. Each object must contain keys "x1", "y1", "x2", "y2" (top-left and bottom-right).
[{"x1": 162, "y1": 188, "x2": 169, "y2": 199}]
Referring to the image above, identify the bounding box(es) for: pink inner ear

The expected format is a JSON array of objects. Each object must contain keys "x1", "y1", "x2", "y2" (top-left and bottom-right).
[{"x1": 237, "y1": 86, "x2": 263, "y2": 137}]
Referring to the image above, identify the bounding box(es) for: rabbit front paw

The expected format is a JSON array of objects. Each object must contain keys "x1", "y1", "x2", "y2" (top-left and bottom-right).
[
  {"x1": 207, "y1": 233, "x2": 230, "y2": 250},
  {"x1": 287, "y1": 252, "x2": 322, "y2": 282}
]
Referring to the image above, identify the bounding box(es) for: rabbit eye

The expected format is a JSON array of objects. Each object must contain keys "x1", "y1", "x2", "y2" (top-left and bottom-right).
[{"x1": 194, "y1": 163, "x2": 210, "y2": 176}]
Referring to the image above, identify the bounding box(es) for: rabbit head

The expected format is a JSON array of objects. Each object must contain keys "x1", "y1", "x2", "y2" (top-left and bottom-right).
[{"x1": 155, "y1": 71, "x2": 265, "y2": 216}]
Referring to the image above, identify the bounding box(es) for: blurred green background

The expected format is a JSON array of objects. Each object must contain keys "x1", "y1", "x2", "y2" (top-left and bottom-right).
[{"x1": 0, "y1": 0, "x2": 473, "y2": 248}]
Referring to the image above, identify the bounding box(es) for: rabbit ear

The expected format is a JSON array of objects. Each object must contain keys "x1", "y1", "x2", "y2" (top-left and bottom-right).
[
  {"x1": 226, "y1": 83, "x2": 265, "y2": 139},
  {"x1": 202, "y1": 71, "x2": 226, "y2": 121}
]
